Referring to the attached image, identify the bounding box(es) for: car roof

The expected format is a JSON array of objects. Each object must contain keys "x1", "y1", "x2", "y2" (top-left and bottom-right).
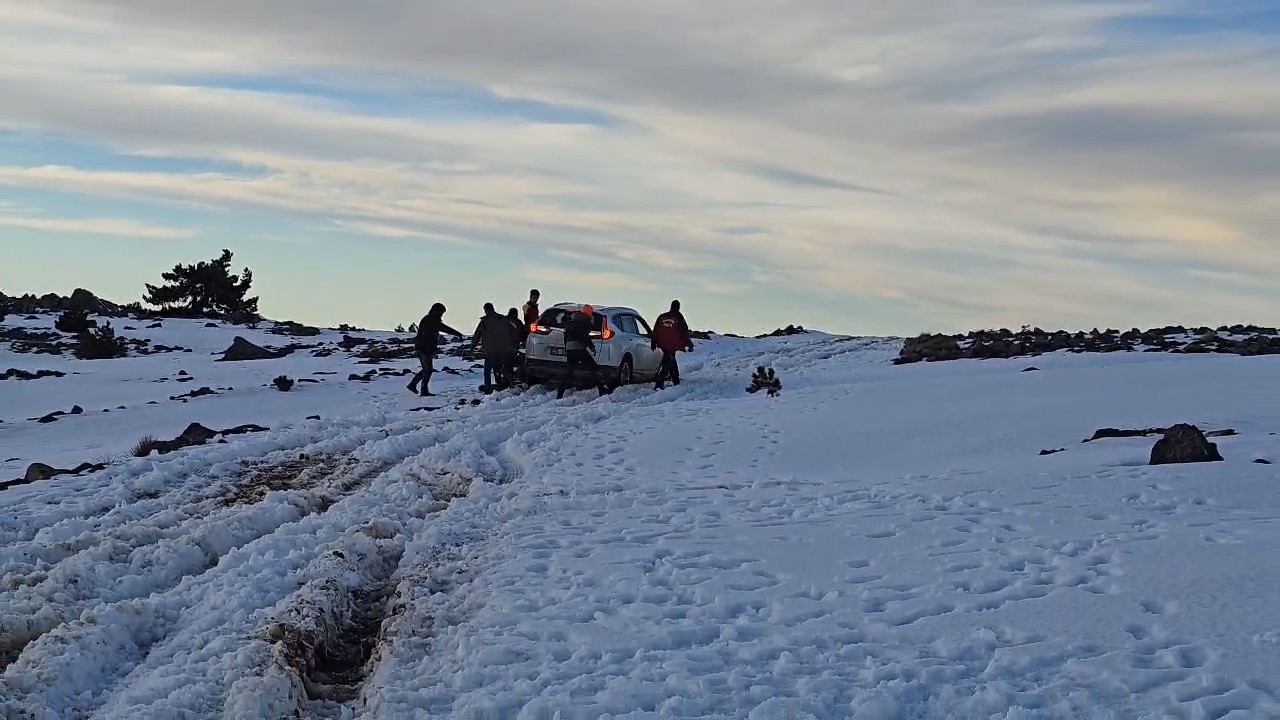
[{"x1": 548, "y1": 302, "x2": 642, "y2": 316}]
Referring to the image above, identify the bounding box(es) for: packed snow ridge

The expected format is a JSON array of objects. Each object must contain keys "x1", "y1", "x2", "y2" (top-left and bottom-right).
[{"x1": 2, "y1": 306, "x2": 1279, "y2": 719}]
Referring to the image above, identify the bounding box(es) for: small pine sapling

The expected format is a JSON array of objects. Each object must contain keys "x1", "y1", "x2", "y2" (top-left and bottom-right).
[
  {"x1": 55, "y1": 308, "x2": 93, "y2": 334},
  {"x1": 75, "y1": 323, "x2": 128, "y2": 360},
  {"x1": 746, "y1": 365, "x2": 782, "y2": 397}
]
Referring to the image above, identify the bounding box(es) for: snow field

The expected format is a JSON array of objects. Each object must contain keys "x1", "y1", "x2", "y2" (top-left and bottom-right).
[
  {"x1": 366, "y1": 344, "x2": 1280, "y2": 718},
  {"x1": 2, "y1": 313, "x2": 1279, "y2": 718}
]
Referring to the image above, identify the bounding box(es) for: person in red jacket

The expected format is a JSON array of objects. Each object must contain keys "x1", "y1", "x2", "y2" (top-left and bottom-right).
[{"x1": 651, "y1": 300, "x2": 693, "y2": 390}]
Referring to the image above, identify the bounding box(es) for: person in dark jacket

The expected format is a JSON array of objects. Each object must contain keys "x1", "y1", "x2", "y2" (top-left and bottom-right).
[
  {"x1": 522, "y1": 289, "x2": 541, "y2": 329},
  {"x1": 409, "y1": 302, "x2": 464, "y2": 396},
  {"x1": 506, "y1": 307, "x2": 525, "y2": 383},
  {"x1": 473, "y1": 303, "x2": 519, "y2": 391},
  {"x1": 519, "y1": 289, "x2": 540, "y2": 346},
  {"x1": 557, "y1": 304, "x2": 607, "y2": 399},
  {"x1": 651, "y1": 299, "x2": 694, "y2": 390}
]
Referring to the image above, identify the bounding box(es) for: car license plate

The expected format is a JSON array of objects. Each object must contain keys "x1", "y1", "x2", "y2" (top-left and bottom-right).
[{"x1": 549, "y1": 347, "x2": 565, "y2": 356}]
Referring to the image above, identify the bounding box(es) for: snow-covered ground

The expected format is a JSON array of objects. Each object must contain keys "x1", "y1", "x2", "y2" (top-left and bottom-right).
[{"x1": 2, "y1": 312, "x2": 1279, "y2": 719}]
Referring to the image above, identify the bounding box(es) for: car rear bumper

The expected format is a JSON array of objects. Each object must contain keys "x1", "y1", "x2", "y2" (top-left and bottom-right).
[{"x1": 525, "y1": 357, "x2": 620, "y2": 383}]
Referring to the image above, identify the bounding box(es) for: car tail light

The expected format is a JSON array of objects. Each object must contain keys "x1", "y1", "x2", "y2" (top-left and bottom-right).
[
  {"x1": 531, "y1": 323, "x2": 551, "y2": 335},
  {"x1": 591, "y1": 319, "x2": 614, "y2": 340}
]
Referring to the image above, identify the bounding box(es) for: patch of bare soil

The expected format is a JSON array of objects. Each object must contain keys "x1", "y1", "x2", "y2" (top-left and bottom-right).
[{"x1": 223, "y1": 453, "x2": 349, "y2": 506}]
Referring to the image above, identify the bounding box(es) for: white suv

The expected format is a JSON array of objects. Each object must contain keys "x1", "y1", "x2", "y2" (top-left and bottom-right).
[{"x1": 524, "y1": 303, "x2": 665, "y2": 386}]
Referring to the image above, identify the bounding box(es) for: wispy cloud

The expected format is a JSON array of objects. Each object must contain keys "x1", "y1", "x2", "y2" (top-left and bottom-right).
[
  {"x1": 520, "y1": 266, "x2": 658, "y2": 294},
  {"x1": 0, "y1": 213, "x2": 193, "y2": 239},
  {"x1": 0, "y1": 1, "x2": 1277, "y2": 331}
]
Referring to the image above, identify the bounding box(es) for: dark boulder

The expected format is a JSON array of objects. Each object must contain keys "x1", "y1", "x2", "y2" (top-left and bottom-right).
[
  {"x1": 1150, "y1": 424, "x2": 1224, "y2": 465},
  {"x1": 68, "y1": 288, "x2": 123, "y2": 316},
  {"x1": 269, "y1": 321, "x2": 322, "y2": 337},
  {"x1": 24, "y1": 462, "x2": 57, "y2": 483},
  {"x1": 272, "y1": 375, "x2": 295, "y2": 392},
  {"x1": 217, "y1": 336, "x2": 289, "y2": 362}
]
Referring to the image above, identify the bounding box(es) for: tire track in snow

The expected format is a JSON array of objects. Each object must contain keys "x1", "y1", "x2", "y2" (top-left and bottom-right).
[{"x1": 0, "y1": 386, "x2": 558, "y2": 712}]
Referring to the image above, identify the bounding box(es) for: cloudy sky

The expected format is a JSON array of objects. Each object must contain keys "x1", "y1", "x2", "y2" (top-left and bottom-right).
[{"x1": 1, "y1": 1, "x2": 1277, "y2": 335}]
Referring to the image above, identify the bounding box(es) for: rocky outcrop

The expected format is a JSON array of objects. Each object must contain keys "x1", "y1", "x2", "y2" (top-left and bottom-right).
[
  {"x1": 895, "y1": 325, "x2": 1280, "y2": 365},
  {"x1": 134, "y1": 422, "x2": 271, "y2": 457},
  {"x1": 0, "y1": 460, "x2": 109, "y2": 491},
  {"x1": 1, "y1": 368, "x2": 66, "y2": 381},
  {"x1": 268, "y1": 321, "x2": 322, "y2": 337},
  {"x1": 1150, "y1": 424, "x2": 1224, "y2": 465},
  {"x1": 0, "y1": 289, "x2": 126, "y2": 317},
  {"x1": 756, "y1": 325, "x2": 808, "y2": 339}
]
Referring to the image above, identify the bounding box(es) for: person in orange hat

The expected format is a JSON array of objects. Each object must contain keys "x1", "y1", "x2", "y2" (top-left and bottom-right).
[{"x1": 557, "y1": 304, "x2": 607, "y2": 399}]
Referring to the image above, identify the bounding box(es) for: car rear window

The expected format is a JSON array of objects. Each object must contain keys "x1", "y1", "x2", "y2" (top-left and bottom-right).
[{"x1": 538, "y1": 308, "x2": 605, "y2": 331}]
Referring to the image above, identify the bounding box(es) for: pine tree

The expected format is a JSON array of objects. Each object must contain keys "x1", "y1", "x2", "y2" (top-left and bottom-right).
[{"x1": 144, "y1": 249, "x2": 260, "y2": 317}]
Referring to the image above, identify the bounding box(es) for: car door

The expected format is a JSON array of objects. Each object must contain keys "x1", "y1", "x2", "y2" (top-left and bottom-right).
[
  {"x1": 611, "y1": 314, "x2": 638, "y2": 369},
  {"x1": 631, "y1": 315, "x2": 663, "y2": 376}
]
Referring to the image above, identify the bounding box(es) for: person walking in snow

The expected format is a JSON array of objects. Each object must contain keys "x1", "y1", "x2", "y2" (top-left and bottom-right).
[
  {"x1": 557, "y1": 304, "x2": 608, "y2": 399},
  {"x1": 408, "y1": 302, "x2": 464, "y2": 396},
  {"x1": 652, "y1": 299, "x2": 694, "y2": 390},
  {"x1": 473, "y1": 302, "x2": 519, "y2": 392}
]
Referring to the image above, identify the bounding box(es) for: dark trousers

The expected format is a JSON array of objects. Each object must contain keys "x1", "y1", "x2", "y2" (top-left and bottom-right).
[
  {"x1": 484, "y1": 353, "x2": 511, "y2": 389},
  {"x1": 656, "y1": 350, "x2": 680, "y2": 388},
  {"x1": 558, "y1": 348, "x2": 604, "y2": 397},
  {"x1": 409, "y1": 351, "x2": 435, "y2": 395}
]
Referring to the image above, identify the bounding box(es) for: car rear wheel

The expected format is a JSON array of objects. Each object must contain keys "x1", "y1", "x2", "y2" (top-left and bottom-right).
[{"x1": 617, "y1": 356, "x2": 634, "y2": 385}]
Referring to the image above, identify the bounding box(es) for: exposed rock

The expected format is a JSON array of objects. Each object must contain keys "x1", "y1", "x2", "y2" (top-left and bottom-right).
[
  {"x1": 141, "y1": 422, "x2": 268, "y2": 455},
  {"x1": 1, "y1": 368, "x2": 66, "y2": 381},
  {"x1": 170, "y1": 386, "x2": 217, "y2": 401},
  {"x1": 24, "y1": 463, "x2": 56, "y2": 483},
  {"x1": 178, "y1": 370, "x2": 189, "y2": 376},
  {"x1": 70, "y1": 405, "x2": 83, "y2": 415},
  {"x1": 894, "y1": 333, "x2": 963, "y2": 365},
  {"x1": 68, "y1": 288, "x2": 122, "y2": 316},
  {"x1": 268, "y1": 321, "x2": 322, "y2": 337},
  {"x1": 1086, "y1": 427, "x2": 1168, "y2": 442},
  {"x1": 896, "y1": 324, "x2": 1280, "y2": 364},
  {"x1": 223, "y1": 423, "x2": 269, "y2": 436},
  {"x1": 147, "y1": 322, "x2": 164, "y2": 329},
  {"x1": 1086, "y1": 426, "x2": 1237, "y2": 443},
  {"x1": 1039, "y1": 448, "x2": 1066, "y2": 456},
  {"x1": 306, "y1": 415, "x2": 321, "y2": 421},
  {"x1": 1254, "y1": 459, "x2": 1272, "y2": 465},
  {"x1": 755, "y1": 324, "x2": 808, "y2": 339},
  {"x1": 37, "y1": 413, "x2": 62, "y2": 424},
  {"x1": 1150, "y1": 424, "x2": 1224, "y2": 466},
  {"x1": 272, "y1": 375, "x2": 295, "y2": 392},
  {"x1": 1021, "y1": 367, "x2": 1040, "y2": 373},
  {"x1": 205, "y1": 322, "x2": 220, "y2": 328},
  {"x1": 216, "y1": 336, "x2": 291, "y2": 362}
]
